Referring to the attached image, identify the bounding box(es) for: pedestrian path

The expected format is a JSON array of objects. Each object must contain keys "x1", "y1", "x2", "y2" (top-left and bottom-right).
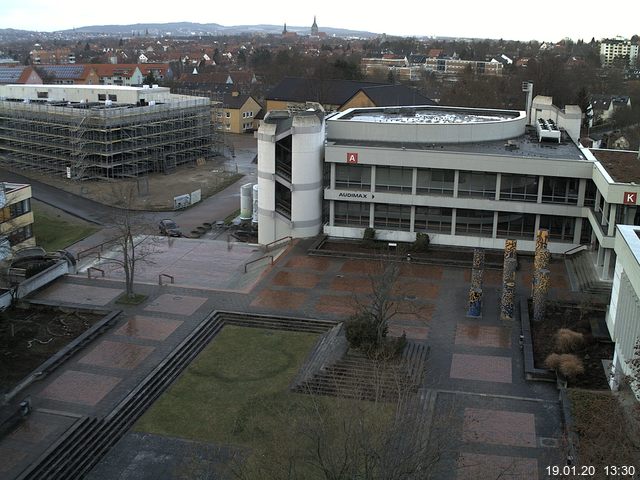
[{"x1": 0, "y1": 240, "x2": 576, "y2": 479}]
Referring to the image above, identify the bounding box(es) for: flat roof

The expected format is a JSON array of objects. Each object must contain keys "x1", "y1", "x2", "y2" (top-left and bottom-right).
[
  {"x1": 333, "y1": 105, "x2": 522, "y2": 124},
  {"x1": 329, "y1": 127, "x2": 587, "y2": 161},
  {"x1": 590, "y1": 149, "x2": 640, "y2": 184},
  {"x1": 3, "y1": 84, "x2": 170, "y2": 92}
]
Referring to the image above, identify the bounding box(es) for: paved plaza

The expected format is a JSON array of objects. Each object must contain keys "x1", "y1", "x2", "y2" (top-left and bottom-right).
[{"x1": 1, "y1": 238, "x2": 576, "y2": 479}]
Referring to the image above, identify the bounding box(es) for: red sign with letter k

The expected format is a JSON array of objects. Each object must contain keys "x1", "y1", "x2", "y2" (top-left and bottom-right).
[{"x1": 623, "y1": 192, "x2": 637, "y2": 205}]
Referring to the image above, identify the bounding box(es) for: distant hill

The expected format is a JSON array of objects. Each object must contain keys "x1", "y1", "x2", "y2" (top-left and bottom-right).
[{"x1": 61, "y1": 21, "x2": 377, "y2": 38}]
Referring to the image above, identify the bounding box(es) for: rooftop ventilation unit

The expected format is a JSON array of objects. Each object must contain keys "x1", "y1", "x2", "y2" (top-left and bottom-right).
[{"x1": 536, "y1": 118, "x2": 561, "y2": 143}]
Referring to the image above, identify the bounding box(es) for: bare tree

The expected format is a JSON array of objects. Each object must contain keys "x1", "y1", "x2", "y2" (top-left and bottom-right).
[{"x1": 98, "y1": 184, "x2": 158, "y2": 299}]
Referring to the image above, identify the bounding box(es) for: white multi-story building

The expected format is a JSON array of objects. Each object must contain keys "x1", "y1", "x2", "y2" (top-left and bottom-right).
[
  {"x1": 607, "y1": 224, "x2": 640, "y2": 397},
  {"x1": 257, "y1": 100, "x2": 640, "y2": 280},
  {"x1": 600, "y1": 38, "x2": 639, "y2": 67}
]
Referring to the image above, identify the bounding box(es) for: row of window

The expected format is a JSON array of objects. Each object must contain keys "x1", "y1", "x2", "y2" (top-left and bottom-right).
[
  {"x1": 333, "y1": 201, "x2": 576, "y2": 241},
  {"x1": 0, "y1": 199, "x2": 31, "y2": 223},
  {"x1": 334, "y1": 165, "x2": 584, "y2": 205},
  {"x1": 242, "y1": 111, "x2": 255, "y2": 118},
  {"x1": 7, "y1": 224, "x2": 33, "y2": 247}
]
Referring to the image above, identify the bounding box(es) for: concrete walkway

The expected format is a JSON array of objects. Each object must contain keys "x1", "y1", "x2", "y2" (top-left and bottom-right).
[{"x1": 0, "y1": 241, "x2": 575, "y2": 479}]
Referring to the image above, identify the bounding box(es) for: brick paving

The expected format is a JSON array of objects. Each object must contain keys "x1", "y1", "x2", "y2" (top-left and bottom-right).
[
  {"x1": 144, "y1": 293, "x2": 208, "y2": 316},
  {"x1": 38, "y1": 370, "x2": 122, "y2": 406},
  {"x1": 450, "y1": 353, "x2": 513, "y2": 383},
  {"x1": 454, "y1": 324, "x2": 511, "y2": 348},
  {"x1": 2, "y1": 238, "x2": 573, "y2": 480},
  {"x1": 114, "y1": 316, "x2": 183, "y2": 341},
  {"x1": 463, "y1": 408, "x2": 536, "y2": 447},
  {"x1": 79, "y1": 340, "x2": 155, "y2": 370}
]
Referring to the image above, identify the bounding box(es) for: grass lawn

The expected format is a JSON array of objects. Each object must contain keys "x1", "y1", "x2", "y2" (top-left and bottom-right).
[
  {"x1": 32, "y1": 203, "x2": 98, "y2": 251},
  {"x1": 136, "y1": 325, "x2": 398, "y2": 478},
  {"x1": 135, "y1": 326, "x2": 319, "y2": 447}
]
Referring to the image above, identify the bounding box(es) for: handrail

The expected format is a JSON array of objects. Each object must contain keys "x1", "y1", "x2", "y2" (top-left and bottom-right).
[
  {"x1": 76, "y1": 237, "x2": 119, "y2": 262},
  {"x1": 159, "y1": 274, "x2": 174, "y2": 285},
  {"x1": 563, "y1": 244, "x2": 588, "y2": 258},
  {"x1": 263, "y1": 236, "x2": 293, "y2": 253},
  {"x1": 87, "y1": 267, "x2": 104, "y2": 279},
  {"x1": 244, "y1": 255, "x2": 273, "y2": 273}
]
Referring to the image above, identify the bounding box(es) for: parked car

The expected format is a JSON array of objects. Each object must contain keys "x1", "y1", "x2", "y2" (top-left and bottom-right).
[{"x1": 158, "y1": 219, "x2": 182, "y2": 237}]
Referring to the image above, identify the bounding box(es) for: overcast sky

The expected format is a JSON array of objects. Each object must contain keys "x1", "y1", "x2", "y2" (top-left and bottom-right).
[{"x1": 1, "y1": 0, "x2": 638, "y2": 42}]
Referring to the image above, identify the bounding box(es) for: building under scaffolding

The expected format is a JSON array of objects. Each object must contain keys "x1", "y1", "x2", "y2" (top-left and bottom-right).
[{"x1": 0, "y1": 84, "x2": 214, "y2": 180}]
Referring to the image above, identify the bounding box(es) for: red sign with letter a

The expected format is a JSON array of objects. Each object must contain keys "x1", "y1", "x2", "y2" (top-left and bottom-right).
[
  {"x1": 623, "y1": 192, "x2": 637, "y2": 205},
  {"x1": 346, "y1": 152, "x2": 358, "y2": 164}
]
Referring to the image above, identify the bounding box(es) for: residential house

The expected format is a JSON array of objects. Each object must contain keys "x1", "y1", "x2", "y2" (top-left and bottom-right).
[
  {"x1": 265, "y1": 77, "x2": 435, "y2": 112},
  {"x1": 215, "y1": 93, "x2": 262, "y2": 133},
  {"x1": 591, "y1": 95, "x2": 632, "y2": 124},
  {"x1": 33, "y1": 65, "x2": 99, "y2": 85},
  {"x1": 0, "y1": 66, "x2": 43, "y2": 85},
  {"x1": 94, "y1": 64, "x2": 143, "y2": 86}
]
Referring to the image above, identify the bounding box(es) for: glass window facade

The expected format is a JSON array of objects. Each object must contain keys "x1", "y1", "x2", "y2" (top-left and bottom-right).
[
  {"x1": 374, "y1": 203, "x2": 411, "y2": 230},
  {"x1": 415, "y1": 206, "x2": 452, "y2": 233},
  {"x1": 334, "y1": 201, "x2": 370, "y2": 227},
  {"x1": 416, "y1": 168, "x2": 454, "y2": 196},
  {"x1": 496, "y1": 212, "x2": 536, "y2": 239},
  {"x1": 375, "y1": 166, "x2": 413, "y2": 193},
  {"x1": 539, "y1": 215, "x2": 575, "y2": 242},
  {"x1": 542, "y1": 177, "x2": 578, "y2": 204},
  {"x1": 455, "y1": 208, "x2": 494, "y2": 237},
  {"x1": 335, "y1": 164, "x2": 371, "y2": 190},
  {"x1": 500, "y1": 174, "x2": 539, "y2": 202},
  {"x1": 457, "y1": 171, "x2": 497, "y2": 199}
]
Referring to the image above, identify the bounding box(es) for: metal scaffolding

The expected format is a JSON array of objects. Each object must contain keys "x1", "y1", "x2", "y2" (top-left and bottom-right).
[{"x1": 0, "y1": 95, "x2": 214, "y2": 180}]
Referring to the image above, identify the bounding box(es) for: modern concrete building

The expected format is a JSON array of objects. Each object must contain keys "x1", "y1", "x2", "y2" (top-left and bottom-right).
[
  {"x1": 0, "y1": 84, "x2": 213, "y2": 180},
  {"x1": 607, "y1": 224, "x2": 640, "y2": 397},
  {"x1": 257, "y1": 110, "x2": 325, "y2": 244},
  {"x1": 0, "y1": 182, "x2": 35, "y2": 257},
  {"x1": 257, "y1": 99, "x2": 640, "y2": 280}
]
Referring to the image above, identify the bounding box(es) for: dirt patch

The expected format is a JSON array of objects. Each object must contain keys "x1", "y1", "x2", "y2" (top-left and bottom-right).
[
  {"x1": 530, "y1": 300, "x2": 612, "y2": 389},
  {"x1": 4, "y1": 158, "x2": 242, "y2": 211},
  {"x1": 0, "y1": 304, "x2": 105, "y2": 393}
]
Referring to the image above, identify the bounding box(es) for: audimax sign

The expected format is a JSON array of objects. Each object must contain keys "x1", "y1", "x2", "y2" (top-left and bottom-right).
[{"x1": 338, "y1": 192, "x2": 369, "y2": 199}]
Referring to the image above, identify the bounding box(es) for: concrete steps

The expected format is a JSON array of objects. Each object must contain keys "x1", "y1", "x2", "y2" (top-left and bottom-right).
[{"x1": 565, "y1": 251, "x2": 612, "y2": 297}]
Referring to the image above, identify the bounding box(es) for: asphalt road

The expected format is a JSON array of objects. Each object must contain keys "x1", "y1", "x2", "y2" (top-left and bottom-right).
[{"x1": 1, "y1": 168, "x2": 118, "y2": 225}]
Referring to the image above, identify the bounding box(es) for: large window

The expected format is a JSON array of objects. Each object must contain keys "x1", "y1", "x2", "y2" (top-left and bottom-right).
[
  {"x1": 457, "y1": 171, "x2": 496, "y2": 199},
  {"x1": 415, "y1": 206, "x2": 452, "y2": 233},
  {"x1": 539, "y1": 215, "x2": 575, "y2": 242},
  {"x1": 584, "y1": 180, "x2": 597, "y2": 207},
  {"x1": 334, "y1": 201, "x2": 370, "y2": 227},
  {"x1": 375, "y1": 166, "x2": 413, "y2": 193},
  {"x1": 542, "y1": 177, "x2": 578, "y2": 205},
  {"x1": 0, "y1": 199, "x2": 31, "y2": 222},
  {"x1": 496, "y1": 212, "x2": 536, "y2": 239},
  {"x1": 374, "y1": 203, "x2": 411, "y2": 231},
  {"x1": 455, "y1": 209, "x2": 494, "y2": 237},
  {"x1": 416, "y1": 168, "x2": 454, "y2": 196},
  {"x1": 335, "y1": 164, "x2": 371, "y2": 190},
  {"x1": 7, "y1": 224, "x2": 33, "y2": 246},
  {"x1": 500, "y1": 174, "x2": 539, "y2": 202}
]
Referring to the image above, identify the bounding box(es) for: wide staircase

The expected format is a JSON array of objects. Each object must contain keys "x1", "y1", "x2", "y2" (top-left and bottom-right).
[
  {"x1": 292, "y1": 340, "x2": 429, "y2": 402},
  {"x1": 16, "y1": 312, "x2": 337, "y2": 480},
  {"x1": 565, "y1": 250, "x2": 612, "y2": 297}
]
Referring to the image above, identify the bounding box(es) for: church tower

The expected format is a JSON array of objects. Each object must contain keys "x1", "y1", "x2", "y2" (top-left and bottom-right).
[
  {"x1": 282, "y1": 22, "x2": 287, "y2": 35},
  {"x1": 311, "y1": 16, "x2": 319, "y2": 36}
]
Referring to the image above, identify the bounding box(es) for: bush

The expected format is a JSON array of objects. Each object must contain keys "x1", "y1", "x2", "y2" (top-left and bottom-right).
[
  {"x1": 545, "y1": 353, "x2": 584, "y2": 378},
  {"x1": 553, "y1": 328, "x2": 585, "y2": 353},
  {"x1": 362, "y1": 227, "x2": 376, "y2": 248},
  {"x1": 344, "y1": 312, "x2": 379, "y2": 351},
  {"x1": 412, "y1": 232, "x2": 430, "y2": 253},
  {"x1": 544, "y1": 353, "x2": 561, "y2": 370},
  {"x1": 558, "y1": 354, "x2": 585, "y2": 378}
]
